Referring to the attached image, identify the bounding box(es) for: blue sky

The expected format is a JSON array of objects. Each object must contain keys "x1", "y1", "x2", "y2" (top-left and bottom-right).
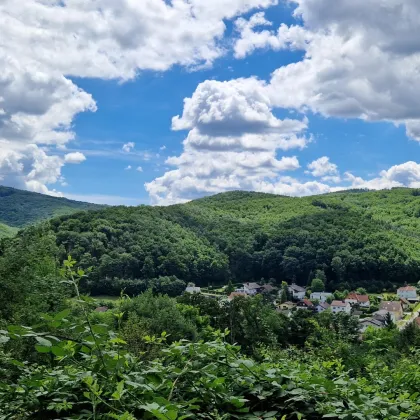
[{"x1": 2, "y1": 0, "x2": 420, "y2": 205}]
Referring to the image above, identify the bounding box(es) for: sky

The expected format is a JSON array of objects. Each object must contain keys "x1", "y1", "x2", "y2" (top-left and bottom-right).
[{"x1": 2, "y1": 1, "x2": 420, "y2": 205}]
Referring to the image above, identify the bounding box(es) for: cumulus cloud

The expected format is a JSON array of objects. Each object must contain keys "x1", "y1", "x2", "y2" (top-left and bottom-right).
[
  {"x1": 234, "y1": 12, "x2": 311, "y2": 58},
  {"x1": 64, "y1": 152, "x2": 86, "y2": 164},
  {"x1": 345, "y1": 161, "x2": 420, "y2": 190},
  {"x1": 146, "y1": 77, "x2": 310, "y2": 204},
  {"x1": 136, "y1": 166, "x2": 143, "y2": 172},
  {"x1": 256, "y1": 0, "x2": 420, "y2": 141},
  {"x1": 125, "y1": 165, "x2": 132, "y2": 171},
  {"x1": 306, "y1": 156, "x2": 339, "y2": 182},
  {"x1": 0, "y1": 0, "x2": 279, "y2": 195}
]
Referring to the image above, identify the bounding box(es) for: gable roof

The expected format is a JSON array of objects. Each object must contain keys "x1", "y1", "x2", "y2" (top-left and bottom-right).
[
  {"x1": 302, "y1": 299, "x2": 314, "y2": 307},
  {"x1": 398, "y1": 286, "x2": 417, "y2": 292},
  {"x1": 244, "y1": 282, "x2": 262, "y2": 290},
  {"x1": 262, "y1": 284, "x2": 276, "y2": 292},
  {"x1": 400, "y1": 297, "x2": 410, "y2": 305},
  {"x1": 317, "y1": 302, "x2": 330, "y2": 309},
  {"x1": 331, "y1": 300, "x2": 348, "y2": 307},
  {"x1": 379, "y1": 301, "x2": 403, "y2": 312},
  {"x1": 289, "y1": 284, "x2": 305, "y2": 292},
  {"x1": 346, "y1": 293, "x2": 369, "y2": 303}
]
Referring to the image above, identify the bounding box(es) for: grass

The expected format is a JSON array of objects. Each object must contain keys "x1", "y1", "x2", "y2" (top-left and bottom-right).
[{"x1": 91, "y1": 295, "x2": 120, "y2": 302}]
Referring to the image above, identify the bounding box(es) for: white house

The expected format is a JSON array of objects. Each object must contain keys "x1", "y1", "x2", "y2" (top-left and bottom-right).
[
  {"x1": 345, "y1": 293, "x2": 370, "y2": 308},
  {"x1": 310, "y1": 292, "x2": 333, "y2": 303},
  {"x1": 397, "y1": 286, "x2": 418, "y2": 301},
  {"x1": 185, "y1": 286, "x2": 201, "y2": 294},
  {"x1": 242, "y1": 283, "x2": 263, "y2": 296},
  {"x1": 331, "y1": 300, "x2": 351, "y2": 314},
  {"x1": 288, "y1": 284, "x2": 306, "y2": 300}
]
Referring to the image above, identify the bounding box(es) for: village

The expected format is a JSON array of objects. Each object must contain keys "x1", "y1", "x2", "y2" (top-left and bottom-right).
[{"x1": 185, "y1": 282, "x2": 420, "y2": 332}]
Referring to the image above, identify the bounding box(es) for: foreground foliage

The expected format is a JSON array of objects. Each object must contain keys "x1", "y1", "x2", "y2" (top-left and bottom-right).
[{"x1": 2, "y1": 259, "x2": 420, "y2": 419}]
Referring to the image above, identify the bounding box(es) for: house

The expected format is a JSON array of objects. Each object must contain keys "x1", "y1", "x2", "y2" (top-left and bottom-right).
[
  {"x1": 310, "y1": 292, "x2": 333, "y2": 303},
  {"x1": 359, "y1": 318, "x2": 385, "y2": 332},
  {"x1": 378, "y1": 301, "x2": 403, "y2": 321},
  {"x1": 397, "y1": 286, "x2": 418, "y2": 301},
  {"x1": 95, "y1": 306, "x2": 109, "y2": 313},
  {"x1": 243, "y1": 282, "x2": 264, "y2": 295},
  {"x1": 262, "y1": 284, "x2": 276, "y2": 294},
  {"x1": 345, "y1": 293, "x2": 370, "y2": 308},
  {"x1": 331, "y1": 300, "x2": 351, "y2": 314},
  {"x1": 316, "y1": 302, "x2": 330, "y2": 313},
  {"x1": 297, "y1": 299, "x2": 315, "y2": 310},
  {"x1": 288, "y1": 284, "x2": 306, "y2": 300},
  {"x1": 228, "y1": 292, "x2": 248, "y2": 302},
  {"x1": 185, "y1": 286, "x2": 201, "y2": 294}
]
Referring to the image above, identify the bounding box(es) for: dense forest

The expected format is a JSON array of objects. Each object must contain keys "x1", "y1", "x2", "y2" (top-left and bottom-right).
[
  {"x1": 0, "y1": 186, "x2": 102, "y2": 229},
  {"x1": 2, "y1": 187, "x2": 420, "y2": 294}
]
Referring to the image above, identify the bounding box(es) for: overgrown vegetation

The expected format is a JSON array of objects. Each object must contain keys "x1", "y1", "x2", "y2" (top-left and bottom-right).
[{"x1": 2, "y1": 257, "x2": 420, "y2": 419}]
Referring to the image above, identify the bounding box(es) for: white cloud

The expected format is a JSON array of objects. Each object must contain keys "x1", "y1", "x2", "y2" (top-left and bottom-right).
[
  {"x1": 64, "y1": 152, "x2": 86, "y2": 164},
  {"x1": 146, "y1": 77, "x2": 309, "y2": 204},
  {"x1": 234, "y1": 12, "x2": 311, "y2": 58},
  {"x1": 160, "y1": 145, "x2": 167, "y2": 151},
  {"x1": 256, "y1": 0, "x2": 420, "y2": 141},
  {"x1": 345, "y1": 161, "x2": 420, "y2": 190},
  {"x1": 1, "y1": 0, "x2": 279, "y2": 80},
  {"x1": 0, "y1": 0, "x2": 279, "y2": 195},
  {"x1": 125, "y1": 165, "x2": 132, "y2": 170},
  {"x1": 306, "y1": 156, "x2": 339, "y2": 178},
  {"x1": 122, "y1": 142, "x2": 135, "y2": 153},
  {"x1": 136, "y1": 166, "x2": 143, "y2": 172}
]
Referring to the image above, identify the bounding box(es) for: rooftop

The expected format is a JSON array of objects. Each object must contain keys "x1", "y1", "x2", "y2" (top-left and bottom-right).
[
  {"x1": 379, "y1": 301, "x2": 402, "y2": 312},
  {"x1": 244, "y1": 282, "x2": 262, "y2": 290},
  {"x1": 331, "y1": 300, "x2": 348, "y2": 307},
  {"x1": 346, "y1": 293, "x2": 370, "y2": 303},
  {"x1": 289, "y1": 284, "x2": 306, "y2": 292},
  {"x1": 398, "y1": 286, "x2": 417, "y2": 292}
]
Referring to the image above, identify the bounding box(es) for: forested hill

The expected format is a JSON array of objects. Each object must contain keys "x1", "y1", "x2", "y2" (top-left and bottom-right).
[
  {"x1": 3, "y1": 187, "x2": 420, "y2": 292},
  {"x1": 0, "y1": 186, "x2": 103, "y2": 228}
]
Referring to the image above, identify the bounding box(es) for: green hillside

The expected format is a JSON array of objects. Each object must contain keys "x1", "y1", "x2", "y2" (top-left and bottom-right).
[
  {"x1": 0, "y1": 222, "x2": 17, "y2": 239},
  {"x1": 0, "y1": 186, "x2": 103, "y2": 228},
  {"x1": 1, "y1": 187, "x2": 419, "y2": 294}
]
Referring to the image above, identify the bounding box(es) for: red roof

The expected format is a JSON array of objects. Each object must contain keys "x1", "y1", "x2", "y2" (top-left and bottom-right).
[
  {"x1": 398, "y1": 286, "x2": 417, "y2": 292},
  {"x1": 303, "y1": 299, "x2": 314, "y2": 307},
  {"x1": 331, "y1": 300, "x2": 347, "y2": 307},
  {"x1": 346, "y1": 293, "x2": 369, "y2": 303}
]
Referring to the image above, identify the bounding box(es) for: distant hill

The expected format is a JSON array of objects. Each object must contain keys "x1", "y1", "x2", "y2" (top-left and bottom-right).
[
  {"x1": 0, "y1": 186, "x2": 103, "y2": 228},
  {"x1": 3, "y1": 187, "x2": 420, "y2": 293}
]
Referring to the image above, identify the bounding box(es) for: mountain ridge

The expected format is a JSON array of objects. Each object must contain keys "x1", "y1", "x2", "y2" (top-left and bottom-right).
[{"x1": 0, "y1": 185, "x2": 103, "y2": 229}]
